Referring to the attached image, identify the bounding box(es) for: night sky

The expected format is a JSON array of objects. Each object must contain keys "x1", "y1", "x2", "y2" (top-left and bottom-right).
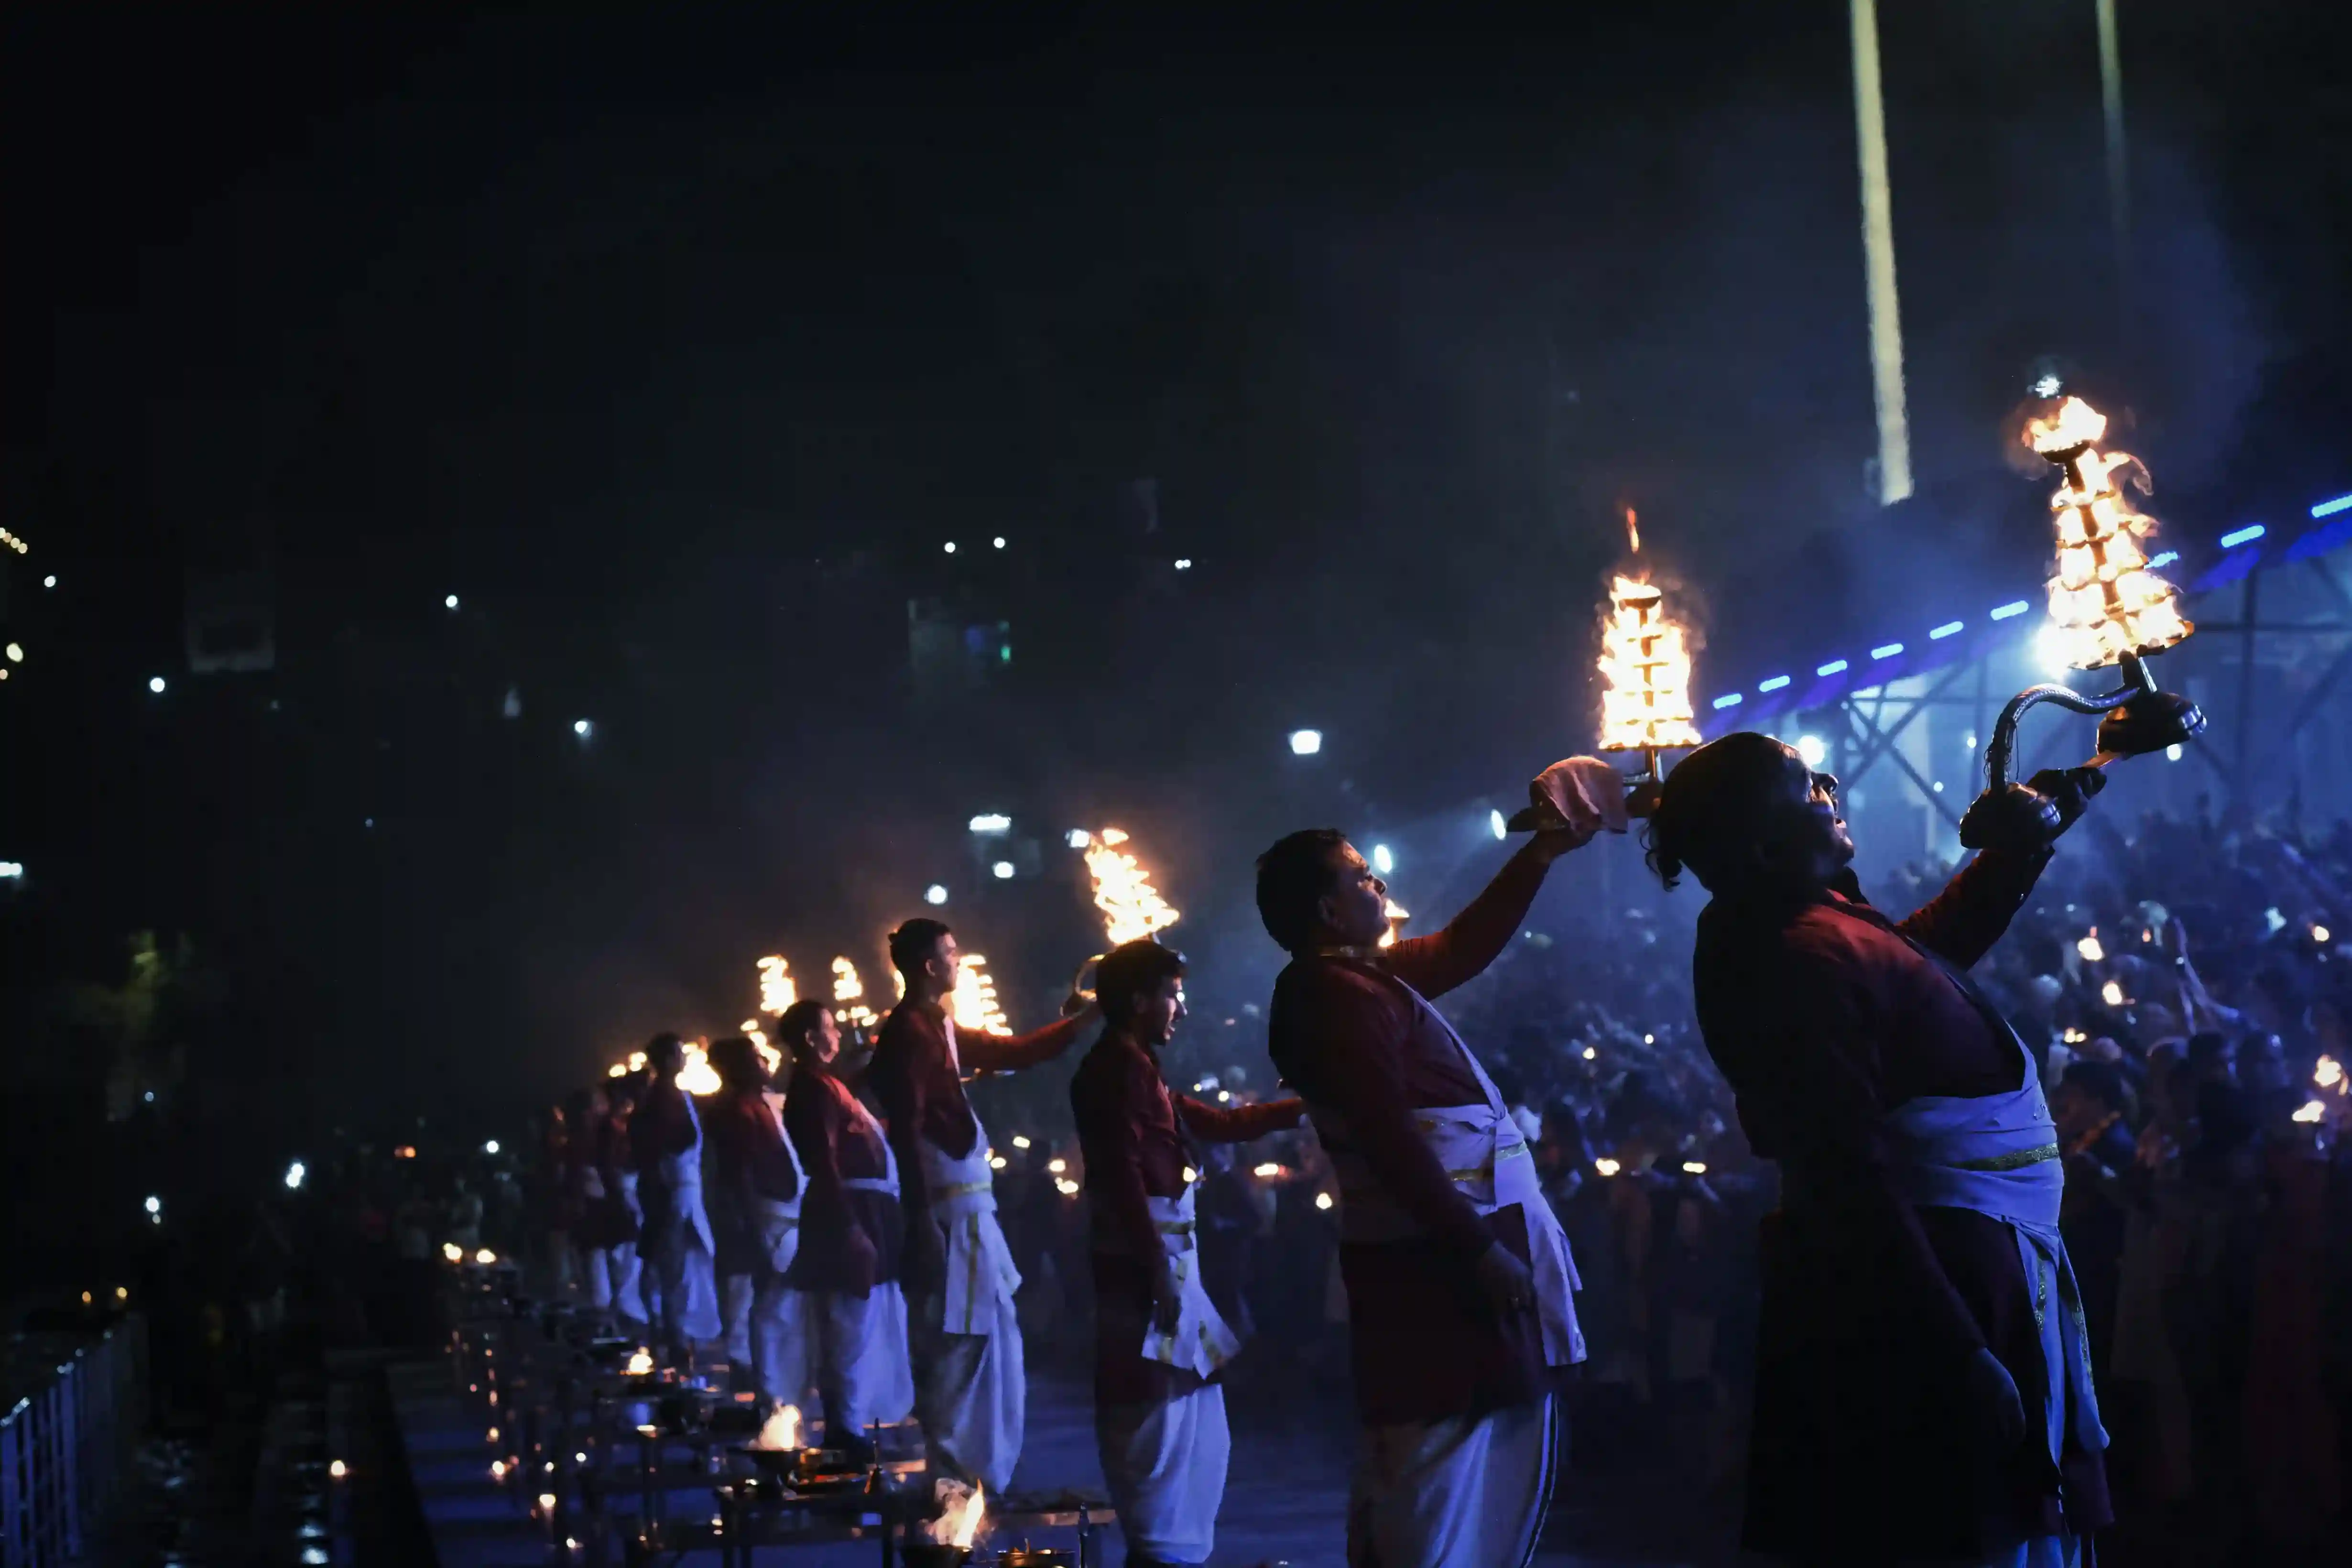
[{"x1": 3, "y1": 5, "x2": 2347, "y2": 1140}]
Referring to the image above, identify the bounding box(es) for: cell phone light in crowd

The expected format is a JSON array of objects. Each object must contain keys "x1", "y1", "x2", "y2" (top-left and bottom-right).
[
  {"x1": 1314, "y1": 1192, "x2": 1335, "y2": 1210},
  {"x1": 484, "y1": 1139, "x2": 500, "y2": 1154},
  {"x1": 1643, "y1": 1033, "x2": 1655, "y2": 1045},
  {"x1": 2314, "y1": 925, "x2": 2332, "y2": 944},
  {"x1": 989, "y1": 1155, "x2": 1007, "y2": 1170},
  {"x1": 2101, "y1": 980, "x2": 2126, "y2": 1007},
  {"x1": 969, "y1": 813, "x2": 1011, "y2": 834},
  {"x1": 2291, "y1": 1100, "x2": 2326, "y2": 1124},
  {"x1": 115, "y1": 1286, "x2": 127, "y2": 1302},
  {"x1": 1253, "y1": 1162, "x2": 1281, "y2": 1178},
  {"x1": 443, "y1": 1242, "x2": 463, "y2": 1263},
  {"x1": 1490, "y1": 808, "x2": 1508, "y2": 840},
  {"x1": 44, "y1": 576, "x2": 56, "y2": 588},
  {"x1": 1055, "y1": 1178, "x2": 1079, "y2": 1196},
  {"x1": 572, "y1": 719, "x2": 593, "y2": 738},
  {"x1": 1583, "y1": 1046, "x2": 1597, "y2": 1060},
  {"x1": 148, "y1": 676, "x2": 167, "y2": 694},
  {"x1": 991, "y1": 860, "x2": 1014, "y2": 879},
  {"x1": 1066, "y1": 829, "x2": 1092, "y2": 848},
  {"x1": 607, "y1": 1064, "x2": 625, "y2": 1077},
  {"x1": 487, "y1": 1427, "x2": 499, "y2": 1444},
  {"x1": 284, "y1": 1161, "x2": 305, "y2": 1190},
  {"x1": 1011, "y1": 1135, "x2": 1032, "y2": 1149},
  {"x1": 2317, "y1": 1056, "x2": 2344, "y2": 1090},
  {"x1": 2265, "y1": 907, "x2": 2287, "y2": 934},
  {"x1": 2077, "y1": 933, "x2": 2105, "y2": 963},
  {"x1": 1594, "y1": 1158, "x2": 1621, "y2": 1176},
  {"x1": 445, "y1": 594, "x2": 460, "y2": 610},
  {"x1": 476, "y1": 1249, "x2": 496, "y2": 1264},
  {"x1": 1174, "y1": 557, "x2": 1192, "y2": 570},
  {"x1": 924, "y1": 884, "x2": 949, "y2": 906},
  {"x1": 991, "y1": 536, "x2": 1005, "y2": 549},
  {"x1": 1217, "y1": 1089, "x2": 1231, "y2": 1102},
  {"x1": 4, "y1": 643, "x2": 21, "y2": 662},
  {"x1": 490, "y1": 1459, "x2": 508, "y2": 1481},
  {"x1": 1046, "y1": 1158, "x2": 1067, "y2": 1174},
  {"x1": 0, "y1": 862, "x2": 23, "y2": 880},
  {"x1": 1289, "y1": 728, "x2": 1323, "y2": 756},
  {"x1": 536, "y1": 1493, "x2": 555, "y2": 1514},
  {"x1": 329, "y1": 1460, "x2": 348, "y2": 1481},
  {"x1": 943, "y1": 541, "x2": 957, "y2": 554},
  {"x1": 1682, "y1": 1161, "x2": 1708, "y2": 1175},
  {"x1": 143, "y1": 1195, "x2": 161, "y2": 1216},
  {"x1": 1181, "y1": 1166, "x2": 1197, "y2": 1184}
]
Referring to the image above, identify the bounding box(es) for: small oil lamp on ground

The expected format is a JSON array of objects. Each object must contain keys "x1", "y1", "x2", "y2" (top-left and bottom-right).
[{"x1": 1970, "y1": 395, "x2": 2206, "y2": 847}]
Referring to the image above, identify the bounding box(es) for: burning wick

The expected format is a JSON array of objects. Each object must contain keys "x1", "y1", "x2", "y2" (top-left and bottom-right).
[
  {"x1": 2317, "y1": 1056, "x2": 2344, "y2": 1092},
  {"x1": 2023, "y1": 395, "x2": 2191, "y2": 668},
  {"x1": 756, "y1": 1404, "x2": 802, "y2": 1452},
  {"x1": 626, "y1": 1348, "x2": 653, "y2": 1377},
  {"x1": 927, "y1": 1481, "x2": 988, "y2": 1549},
  {"x1": 1377, "y1": 898, "x2": 1410, "y2": 950}
]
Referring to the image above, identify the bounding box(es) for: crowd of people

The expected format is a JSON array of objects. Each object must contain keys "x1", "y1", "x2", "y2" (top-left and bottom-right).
[{"x1": 501, "y1": 761, "x2": 2352, "y2": 1566}]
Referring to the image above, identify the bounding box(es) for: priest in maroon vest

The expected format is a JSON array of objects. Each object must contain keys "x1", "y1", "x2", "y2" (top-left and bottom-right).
[
  {"x1": 1260, "y1": 772, "x2": 1612, "y2": 1568},
  {"x1": 1070, "y1": 938, "x2": 1304, "y2": 1567},
  {"x1": 1647, "y1": 732, "x2": 2112, "y2": 1567}
]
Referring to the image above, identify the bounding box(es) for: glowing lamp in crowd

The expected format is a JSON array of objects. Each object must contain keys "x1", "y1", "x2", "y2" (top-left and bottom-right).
[
  {"x1": 924, "y1": 883, "x2": 949, "y2": 906},
  {"x1": 1314, "y1": 1192, "x2": 1335, "y2": 1211},
  {"x1": 572, "y1": 719, "x2": 593, "y2": 738},
  {"x1": 1288, "y1": 728, "x2": 1323, "y2": 756},
  {"x1": 2316, "y1": 925, "x2": 2333, "y2": 945},
  {"x1": 1055, "y1": 1177, "x2": 1080, "y2": 1196},
  {"x1": 950, "y1": 952, "x2": 1010, "y2": 1034},
  {"x1": 442, "y1": 1242, "x2": 464, "y2": 1263},
  {"x1": 1046, "y1": 1157, "x2": 1067, "y2": 1174},
  {"x1": 1252, "y1": 1162, "x2": 1282, "y2": 1178},
  {"x1": 1594, "y1": 1157, "x2": 1622, "y2": 1176},
  {"x1": 329, "y1": 1460, "x2": 348, "y2": 1481},
  {"x1": 1181, "y1": 1165, "x2": 1197, "y2": 1184},
  {"x1": 626, "y1": 1349, "x2": 654, "y2": 1377},
  {"x1": 830, "y1": 956, "x2": 877, "y2": 1029},
  {"x1": 284, "y1": 1161, "x2": 305, "y2": 1190},
  {"x1": 627, "y1": 1050, "x2": 647, "y2": 1073},
  {"x1": 1682, "y1": 1161, "x2": 1708, "y2": 1175},
  {"x1": 989, "y1": 1154, "x2": 1008, "y2": 1170},
  {"x1": 475, "y1": 1249, "x2": 496, "y2": 1265},
  {"x1": 2318, "y1": 1056, "x2": 2345, "y2": 1091},
  {"x1": 757, "y1": 955, "x2": 797, "y2": 1015},
  {"x1": 2077, "y1": 933, "x2": 2105, "y2": 963},
  {"x1": 969, "y1": 813, "x2": 1012, "y2": 834},
  {"x1": 143, "y1": 1195, "x2": 161, "y2": 1216},
  {"x1": 606, "y1": 1063, "x2": 625, "y2": 1078},
  {"x1": 2291, "y1": 1100, "x2": 2326, "y2": 1125},
  {"x1": 1011, "y1": 1134, "x2": 1032, "y2": 1150},
  {"x1": 991, "y1": 860, "x2": 1014, "y2": 879},
  {"x1": 675, "y1": 1042, "x2": 722, "y2": 1096},
  {"x1": 1082, "y1": 827, "x2": 1182, "y2": 947},
  {"x1": 148, "y1": 676, "x2": 167, "y2": 694},
  {"x1": 1973, "y1": 397, "x2": 2205, "y2": 850},
  {"x1": 484, "y1": 1139, "x2": 500, "y2": 1155},
  {"x1": 2100, "y1": 980, "x2": 2126, "y2": 1008},
  {"x1": 1590, "y1": 508, "x2": 1701, "y2": 817},
  {"x1": 445, "y1": 594, "x2": 460, "y2": 610}
]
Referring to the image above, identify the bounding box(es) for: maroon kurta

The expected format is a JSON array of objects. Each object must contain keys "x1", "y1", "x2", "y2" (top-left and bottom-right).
[
  {"x1": 1069, "y1": 1028, "x2": 1301, "y2": 1405},
  {"x1": 1267, "y1": 843, "x2": 1556, "y2": 1426},
  {"x1": 702, "y1": 1088, "x2": 796, "y2": 1278},
  {"x1": 1693, "y1": 852, "x2": 2113, "y2": 1560},
  {"x1": 783, "y1": 1068, "x2": 904, "y2": 1296},
  {"x1": 869, "y1": 998, "x2": 1084, "y2": 1288},
  {"x1": 630, "y1": 1078, "x2": 697, "y2": 1195}
]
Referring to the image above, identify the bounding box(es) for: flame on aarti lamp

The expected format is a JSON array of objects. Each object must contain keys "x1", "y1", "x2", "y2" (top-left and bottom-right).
[
  {"x1": 1597, "y1": 510, "x2": 1701, "y2": 752},
  {"x1": 931, "y1": 1482, "x2": 987, "y2": 1549},
  {"x1": 626, "y1": 1348, "x2": 653, "y2": 1377},
  {"x1": 756, "y1": 1404, "x2": 802, "y2": 1451},
  {"x1": 676, "y1": 1041, "x2": 722, "y2": 1096},
  {"x1": 740, "y1": 1020, "x2": 779, "y2": 1075},
  {"x1": 950, "y1": 954, "x2": 1010, "y2": 1034},
  {"x1": 2025, "y1": 396, "x2": 2191, "y2": 669},
  {"x1": 831, "y1": 956, "x2": 878, "y2": 1028},
  {"x1": 1376, "y1": 898, "x2": 1410, "y2": 950},
  {"x1": 1082, "y1": 827, "x2": 1182, "y2": 947},
  {"x1": 757, "y1": 955, "x2": 797, "y2": 1015}
]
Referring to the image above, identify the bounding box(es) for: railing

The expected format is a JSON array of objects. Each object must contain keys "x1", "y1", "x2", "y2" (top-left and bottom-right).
[{"x1": 1, "y1": 1317, "x2": 147, "y2": 1568}]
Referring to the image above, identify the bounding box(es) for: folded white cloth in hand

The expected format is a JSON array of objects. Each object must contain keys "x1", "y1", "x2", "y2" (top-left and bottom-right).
[{"x1": 1527, "y1": 756, "x2": 1633, "y2": 837}]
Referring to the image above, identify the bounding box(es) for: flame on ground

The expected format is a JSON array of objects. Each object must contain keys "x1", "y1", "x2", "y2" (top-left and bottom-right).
[
  {"x1": 756, "y1": 1404, "x2": 801, "y2": 1451},
  {"x1": 1082, "y1": 828, "x2": 1182, "y2": 947},
  {"x1": 2026, "y1": 395, "x2": 2191, "y2": 668},
  {"x1": 929, "y1": 1481, "x2": 987, "y2": 1548},
  {"x1": 950, "y1": 954, "x2": 1010, "y2": 1034}
]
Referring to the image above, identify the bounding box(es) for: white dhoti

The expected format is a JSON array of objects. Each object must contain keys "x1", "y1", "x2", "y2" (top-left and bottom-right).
[
  {"x1": 1349, "y1": 1395, "x2": 1560, "y2": 1568},
  {"x1": 1099, "y1": 1387, "x2": 1230, "y2": 1566},
  {"x1": 910, "y1": 1121, "x2": 1025, "y2": 1491},
  {"x1": 777, "y1": 1284, "x2": 917, "y2": 1438},
  {"x1": 1093, "y1": 1183, "x2": 1242, "y2": 1565},
  {"x1": 651, "y1": 1095, "x2": 722, "y2": 1346},
  {"x1": 721, "y1": 1273, "x2": 757, "y2": 1364}
]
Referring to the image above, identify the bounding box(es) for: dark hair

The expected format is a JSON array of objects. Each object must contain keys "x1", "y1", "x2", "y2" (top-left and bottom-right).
[
  {"x1": 889, "y1": 918, "x2": 952, "y2": 977},
  {"x1": 707, "y1": 1035, "x2": 765, "y2": 1089},
  {"x1": 1096, "y1": 939, "x2": 1187, "y2": 1025},
  {"x1": 776, "y1": 999, "x2": 832, "y2": 1058},
  {"x1": 1644, "y1": 731, "x2": 1795, "y2": 892},
  {"x1": 1255, "y1": 828, "x2": 1350, "y2": 952},
  {"x1": 2059, "y1": 1059, "x2": 2128, "y2": 1113},
  {"x1": 647, "y1": 1031, "x2": 685, "y2": 1066}
]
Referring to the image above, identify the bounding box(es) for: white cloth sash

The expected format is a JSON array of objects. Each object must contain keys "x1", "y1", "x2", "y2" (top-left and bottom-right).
[
  {"x1": 1137, "y1": 1184, "x2": 1243, "y2": 1378},
  {"x1": 1309, "y1": 980, "x2": 1584, "y2": 1368},
  {"x1": 841, "y1": 1092, "x2": 903, "y2": 1199},
  {"x1": 1884, "y1": 1046, "x2": 2109, "y2": 1469},
  {"x1": 914, "y1": 1056, "x2": 1020, "y2": 1337}
]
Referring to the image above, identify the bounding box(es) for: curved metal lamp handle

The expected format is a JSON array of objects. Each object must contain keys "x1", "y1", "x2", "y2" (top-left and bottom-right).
[{"x1": 1982, "y1": 670, "x2": 2145, "y2": 791}]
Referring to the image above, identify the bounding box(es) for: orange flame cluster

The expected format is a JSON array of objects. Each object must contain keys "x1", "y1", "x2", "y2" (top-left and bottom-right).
[
  {"x1": 1597, "y1": 511, "x2": 1700, "y2": 752},
  {"x1": 950, "y1": 953, "x2": 1009, "y2": 1035},
  {"x1": 831, "y1": 956, "x2": 877, "y2": 1030},
  {"x1": 1376, "y1": 898, "x2": 1410, "y2": 950},
  {"x1": 2025, "y1": 396, "x2": 2191, "y2": 669},
  {"x1": 1077, "y1": 828, "x2": 1181, "y2": 947}
]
